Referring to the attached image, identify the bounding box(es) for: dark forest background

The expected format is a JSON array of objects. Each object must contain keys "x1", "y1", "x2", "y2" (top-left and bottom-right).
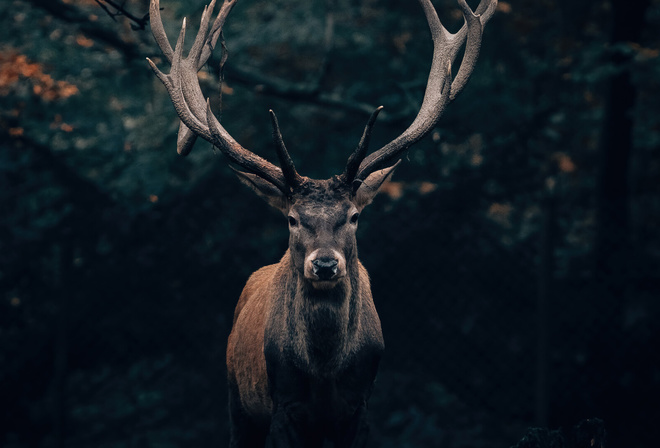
[{"x1": 1, "y1": 0, "x2": 659, "y2": 447}]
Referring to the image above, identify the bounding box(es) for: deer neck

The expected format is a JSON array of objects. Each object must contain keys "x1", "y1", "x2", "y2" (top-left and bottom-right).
[{"x1": 284, "y1": 252, "x2": 362, "y2": 375}]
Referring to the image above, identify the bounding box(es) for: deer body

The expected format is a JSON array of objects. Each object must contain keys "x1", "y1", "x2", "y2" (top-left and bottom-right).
[
  {"x1": 227, "y1": 249, "x2": 383, "y2": 446},
  {"x1": 147, "y1": 0, "x2": 495, "y2": 446},
  {"x1": 225, "y1": 179, "x2": 386, "y2": 446}
]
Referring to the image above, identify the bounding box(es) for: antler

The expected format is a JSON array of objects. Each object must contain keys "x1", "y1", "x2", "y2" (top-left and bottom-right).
[
  {"x1": 147, "y1": 0, "x2": 297, "y2": 193},
  {"x1": 341, "y1": 106, "x2": 383, "y2": 184},
  {"x1": 148, "y1": 0, "x2": 495, "y2": 193},
  {"x1": 269, "y1": 110, "x2": 304, "y2": 188},
  {"x1": 349, "y1": 0, "x2": 498, "y2": 185}
]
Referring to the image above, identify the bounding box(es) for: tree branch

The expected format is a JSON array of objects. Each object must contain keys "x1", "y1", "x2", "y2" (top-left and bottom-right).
[
  {"x1": 25, "y1": 0, "x2": 143, "y2": 59},
  {"x1": 221, "y1": 62, "x2": 416, "y2": 124},
  {"x1": 95, "y1": 0, "x2": 150, "y2": 30},
  {"x1": 25, "y1": 0, "x2": 414, "y2": 121},
  {"x1": 2, "y1": 130, "x2": 115, "y2": 210}
]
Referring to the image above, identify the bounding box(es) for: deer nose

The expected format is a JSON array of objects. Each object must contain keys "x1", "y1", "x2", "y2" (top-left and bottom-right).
[{"x1": 312, "y1": 258, "x2": 339, "y2": 280}]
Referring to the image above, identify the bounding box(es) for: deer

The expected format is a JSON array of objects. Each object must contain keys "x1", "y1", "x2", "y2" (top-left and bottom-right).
[{"x1": 147, "y1": 0, "x2": 496, "y2": 446}]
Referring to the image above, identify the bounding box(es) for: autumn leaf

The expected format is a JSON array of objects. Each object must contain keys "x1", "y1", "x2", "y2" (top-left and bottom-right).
[
  {"x1": 380, "y1": 182, "x2": 404, "y2": 200},
  {"x1": 498, "y1": 2, "x2": 512, "y2": 14},
  {"x1": 418, "y1": 182, "x2": 438, "y2": 195},
  {"x1": 76, "y1": 34, "x2": 95, "y2": 48},
  {"x1": 552, "y1": 152, "x2": 577, "y2": 173},
  {"x1": 50, "y1": 114, "x2": 75, "y2": 132},
  {"x1": 0, "y1": 50, "x2": 79, "y2": 100}
]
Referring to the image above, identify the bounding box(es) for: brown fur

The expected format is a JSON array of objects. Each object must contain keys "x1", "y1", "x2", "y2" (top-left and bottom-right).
[
  {"x1": 227, "y1": 263, "x2": 278, "y2": 418},
  {"x1": 226, "y1": 250, "x2": 382, "y2": 416},
  {"x1": 225, "y1": 174, "x2": 392, "y2": 447}
]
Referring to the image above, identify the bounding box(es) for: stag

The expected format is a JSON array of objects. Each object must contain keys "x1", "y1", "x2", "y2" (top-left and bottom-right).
[{"x1": 147, "y1": 0, "x2": 496, "y2": 446}]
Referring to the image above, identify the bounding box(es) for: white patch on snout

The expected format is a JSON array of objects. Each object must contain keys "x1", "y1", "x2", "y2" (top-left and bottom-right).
[{"x1": 304, "y1": 249, "x2": 347, "y2": 288}]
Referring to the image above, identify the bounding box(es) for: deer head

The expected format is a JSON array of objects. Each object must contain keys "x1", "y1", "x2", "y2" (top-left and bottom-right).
[{"x1": 146, "y1": 0, "x2": 497, "y2": 290}]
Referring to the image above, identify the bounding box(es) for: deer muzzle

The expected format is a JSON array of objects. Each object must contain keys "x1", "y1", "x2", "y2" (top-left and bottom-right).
[
  {"x1": 312, "y1": 258, "x2": 339, "y2": 280},
  {"x1": 305, "y1": 249, "x2": 346, "y2": 287}
]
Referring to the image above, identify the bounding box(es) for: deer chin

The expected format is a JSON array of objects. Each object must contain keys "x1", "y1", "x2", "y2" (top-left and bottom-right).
[{"x1": 308, "y1": 277, "x2": 344, "y2": 290}]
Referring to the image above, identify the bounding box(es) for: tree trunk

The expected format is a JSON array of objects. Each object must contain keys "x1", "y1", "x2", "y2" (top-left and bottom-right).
[
  {"x1": 589, "y1": 0, "x2": 650, "y2": 445},
  {"x1": 594, "y1": 0, "x2": 649, "y2": 295}
]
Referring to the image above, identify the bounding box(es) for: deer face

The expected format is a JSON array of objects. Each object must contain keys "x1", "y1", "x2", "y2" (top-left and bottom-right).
[
  {"x1": 234, "y1": 168, "x2": 398, "y2": 289},
  {"x1": 286, "y1": 180, "x2": 358, "y2": 289}
]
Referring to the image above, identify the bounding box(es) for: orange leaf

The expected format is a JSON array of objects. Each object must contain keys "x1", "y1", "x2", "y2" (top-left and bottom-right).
[
  {"x1": 0, "y1": 50, "x2": 79, "y2": 101},
  {"x1": 76, "y1": 34, "x2": 94, "y2": 48},
  {"x1": 418, "y1": 182, "x2": 437, "y2": 195},
  {"x1": 379, "y1": 182, "x2": 404, "y2": 200},
  {"x1": 552, "y1": 152, "x2": 577, "y2": 173},
  {"x1": 498, "y1": 2, "x2": 512, "y2": 14}
]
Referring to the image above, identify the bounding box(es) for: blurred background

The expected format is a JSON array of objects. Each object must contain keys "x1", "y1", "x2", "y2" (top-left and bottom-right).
[{"x1": 1, "y1": 0, "x2": 659, "y2": 447}]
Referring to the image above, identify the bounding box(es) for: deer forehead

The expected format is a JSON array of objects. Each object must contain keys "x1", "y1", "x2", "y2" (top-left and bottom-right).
[
  {"x1": 290, "y1": 181, "x2": 355, "y2": 217},
  {"x1": 293, "y1": 200, "x2": 354, "y2": 225}
]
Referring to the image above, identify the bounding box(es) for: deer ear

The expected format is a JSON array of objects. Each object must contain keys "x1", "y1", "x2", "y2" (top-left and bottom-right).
[
  {"x1": 353, "y1": 160, "x2": 401, "y2": 210},
  {"x1": 233, "y1": 169, "x2": 290, "y2": 214}
]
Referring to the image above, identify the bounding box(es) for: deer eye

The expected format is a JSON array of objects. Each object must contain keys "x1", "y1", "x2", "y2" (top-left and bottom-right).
[
  {"x1": 288, "y1": 216, "x2": 298, "y2": 227},
  {"x1": 350, "y1": 213, "x2": 360, "y2": 224}
]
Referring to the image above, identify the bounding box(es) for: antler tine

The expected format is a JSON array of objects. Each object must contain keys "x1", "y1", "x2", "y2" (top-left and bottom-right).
[
  {"x1": 342, "y1": 106, "x2": 384, "y2": 185},
  {"x1": 199, "y1": 0, "x2": 237, "y2": 70},
  {"x1": 150, "y1": 0, "x2": 174, "y2": 62},
  {"x1": 208, "y1": 102, "x2": 288, "y2": 191},
  {"x1": 148, "y1": 17, "x2": 214, "y2": 142},
  {"x1": 149, "y1": 0, "x2": 208, "y2": 156},
  {"x1": 269, "y1": 110, "x2": 304, "y2": 190},
  {"x1": 354, "y1": 0, "x2": 497, "y2": 182},
  {"x1": 450, "y1": 0, "x2": 497, "y2": 100},
  {"x1": 188, "y1": 1, "x2": 215, "y2": 67},
  {"x1": 148, "y1": 0, "x2": 289, "y2": 192}
]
